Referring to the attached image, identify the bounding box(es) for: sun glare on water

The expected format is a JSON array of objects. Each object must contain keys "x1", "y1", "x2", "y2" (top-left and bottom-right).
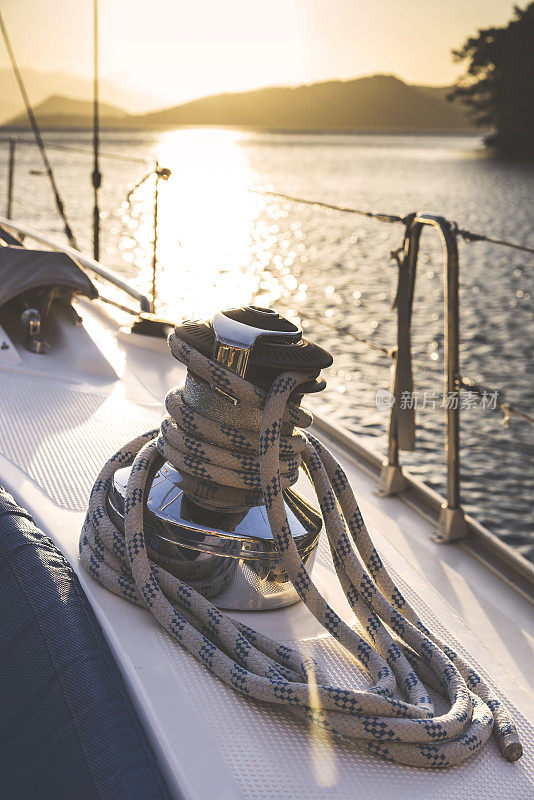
[{"x1": 123, "y1": 128, "x2": 270, "y2": 321}]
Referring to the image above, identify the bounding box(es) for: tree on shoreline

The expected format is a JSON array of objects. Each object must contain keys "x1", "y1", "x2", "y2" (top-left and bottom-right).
[{"x1": 449, "y1": 3, "x2": 534, "y2": 155}]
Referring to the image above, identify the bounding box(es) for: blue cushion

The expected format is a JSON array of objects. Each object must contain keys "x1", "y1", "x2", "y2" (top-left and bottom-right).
[{"x1": 0, "y1": 487, "x2": 173, "y2": 800}]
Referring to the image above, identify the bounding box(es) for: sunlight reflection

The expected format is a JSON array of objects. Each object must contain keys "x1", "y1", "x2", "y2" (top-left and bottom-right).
[
  {"x1": 306, "y1": 659, "x2": 338, "y2": 788},
  {"x1": 121, "y1": 128, "x2": 272, "y2": 321}
]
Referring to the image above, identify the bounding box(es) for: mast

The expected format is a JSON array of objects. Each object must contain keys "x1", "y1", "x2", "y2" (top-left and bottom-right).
[{"x1": 92, "y1": 0, "x2": 102, "y2": 261}]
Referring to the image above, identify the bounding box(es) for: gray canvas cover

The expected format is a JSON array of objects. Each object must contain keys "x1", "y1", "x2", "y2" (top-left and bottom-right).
[{"x1": 0, "y1": 246, "x2": 98, "y2": 307}]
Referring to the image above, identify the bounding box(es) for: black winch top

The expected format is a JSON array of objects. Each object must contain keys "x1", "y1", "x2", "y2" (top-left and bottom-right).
[{"x1": 175, "y1": 305, "x2": 333, "y2": 394}]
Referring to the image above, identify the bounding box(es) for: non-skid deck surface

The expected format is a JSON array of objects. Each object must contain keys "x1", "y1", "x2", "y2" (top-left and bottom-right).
[{"x1": 0, "y1": 299, "x2": 532, "y2": 800}]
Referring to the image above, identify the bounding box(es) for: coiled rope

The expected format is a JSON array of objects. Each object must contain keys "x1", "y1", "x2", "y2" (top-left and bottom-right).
[{"x1": 80, "y1": 332, "x2": 523, "y2": 768}]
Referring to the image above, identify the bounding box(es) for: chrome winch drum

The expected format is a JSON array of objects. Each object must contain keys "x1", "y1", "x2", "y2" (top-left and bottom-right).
[
  {"x1": 107, "y1": 305, "x2": 333, "y2": 610},
  {"x1": 107, "y1": 461, "x2": 322, "y2": 609}
]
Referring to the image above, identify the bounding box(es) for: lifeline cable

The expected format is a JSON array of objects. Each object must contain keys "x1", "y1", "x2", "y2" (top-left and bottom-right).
[
  {"x1": 252, "y1": 188, "x2": 534, "y2": 254},
  {"x1": 80, "y1": 331, "x2": 523, "y2": 768},
  {"x1": 0, "y1": 137, "x2": 153, "y2": 166},
  {"x1": 300, "y1": 313, "x2": 534, "y2": 425},
  {"x1": 460, "y1": 376, "x2": 534, "y2": 427},
  {"x1": 2, "y1": 135, "x2": 532, "y2": 254}
]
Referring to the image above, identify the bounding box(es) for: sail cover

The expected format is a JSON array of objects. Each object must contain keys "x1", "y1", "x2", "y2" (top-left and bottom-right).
[{"x1": 0, "y1": 246, "x2": 98, "y2": 307}]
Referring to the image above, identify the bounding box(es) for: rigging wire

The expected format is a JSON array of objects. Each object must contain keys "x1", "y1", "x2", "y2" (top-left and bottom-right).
[
  {"x1": 1, "y1": 134, "x2": 532, "y2": 255},
  {"x1": 123, "y1": 175, "x2": 534, "y2": 426},
  {"x1": 459, "y1": 377, "x2": 534, "y2": 427},
  {"x1": 453, "y1": 224, "x2": 534, "y2": 256},
  {"x1": 0, "y1": 11, "x2": 79, "y2": 250},
  {"x1": 0, "y1": 120, "x2": 531, "y2": 422},
  {"x1": 92, "y1": 0, "x2": 102, "y2": 261},
  {"x1": 0, "y1": 137, "x2": 153, "y2": 166},
  {"x1": 309, "y1": 316, "x2": 533, "y2": 424},
  {"x1": 299, "y1": 311, "x2": 395, "y2": 358},
  {"x1": 295, "y1": 313, "x2": 534, "y2": 426},
  {"x1": 125, "y1": 169, "x2": 157, "y2": 204},
  {"x1": 252, "y1": 188, "x2": 534, "y2": 255},
  {"x1": 250, "y1": 188, "x2": 407, "y2": 224}
]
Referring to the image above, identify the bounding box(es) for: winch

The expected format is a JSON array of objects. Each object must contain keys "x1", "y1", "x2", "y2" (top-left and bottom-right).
[
  {"x1": 107, "y1": 306, "x2": 332, "y2": 610},
  {"x1": 82, "y1": 302, "x2": 522, "y2": 769}
]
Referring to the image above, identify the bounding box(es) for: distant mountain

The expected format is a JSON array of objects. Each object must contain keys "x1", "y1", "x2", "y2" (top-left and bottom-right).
[
  {"x1": 0, "y1": 74, "x2": 475, "y2": 132},
  {"x1": 0, "y1": 67, "x2": 161, "y2": 123},
  {"x1": 135, "y1": 74, "x2": 473, "y2": 131},
  {"x1": 3, "y1": 94, "x2": 129, "y2": 128}
]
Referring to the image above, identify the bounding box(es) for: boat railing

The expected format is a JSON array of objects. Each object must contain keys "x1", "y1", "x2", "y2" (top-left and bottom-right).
[
  {"x1": 251, "y1": 193, "x2": 532, "y2": 542},
  {"x1": 380, "y1": 213, "x2": 466, "y2": 542},
  {"x1": 249, "y1": 192, "x2": 534, "y2": 595}
]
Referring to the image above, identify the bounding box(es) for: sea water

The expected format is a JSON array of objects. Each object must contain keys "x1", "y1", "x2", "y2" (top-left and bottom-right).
[{"x1": 1, "y1": 130, "x2": 532, "y2": 558}]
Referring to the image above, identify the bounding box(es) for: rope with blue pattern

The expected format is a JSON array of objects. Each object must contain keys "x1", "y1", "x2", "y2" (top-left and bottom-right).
[{"x1": 80, "y1": 332, "x2": 523, "y2": 768}]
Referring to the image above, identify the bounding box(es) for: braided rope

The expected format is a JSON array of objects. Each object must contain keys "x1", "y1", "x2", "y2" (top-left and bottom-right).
[{"x1": 80, "y1": 332, "x2": 523, "y2": 768}]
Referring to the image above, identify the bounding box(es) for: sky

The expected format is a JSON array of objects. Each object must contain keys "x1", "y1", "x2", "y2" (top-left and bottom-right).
[{"x1": 0, "y1": 0, "x2": 522, "y2": 110}]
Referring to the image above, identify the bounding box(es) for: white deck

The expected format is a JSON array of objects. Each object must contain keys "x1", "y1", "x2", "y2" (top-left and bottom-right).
[{"x1": 0, "y1": 297, "x2": 533, "y2": 800}]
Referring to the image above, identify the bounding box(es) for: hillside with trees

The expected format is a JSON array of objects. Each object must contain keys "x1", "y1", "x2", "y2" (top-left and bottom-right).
[{"x1": 449, "y1": 2, "x2": 534, "y2": 155}]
